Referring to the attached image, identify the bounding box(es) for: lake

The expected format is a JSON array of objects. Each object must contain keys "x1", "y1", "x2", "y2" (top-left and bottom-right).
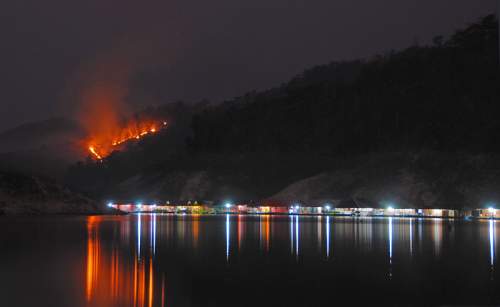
[{"x1": 0, "y1": 214, "x2": 498, "y2": 306}]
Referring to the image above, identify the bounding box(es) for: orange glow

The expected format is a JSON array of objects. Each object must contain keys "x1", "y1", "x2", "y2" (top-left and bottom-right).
[
  {"x1": 88, "y1": 146, "x2": 103, "y2": 160},
  {"x1": 87, "y1": 119, "x2": 167, "y2": 160},
  {"x1": 86, "y1": 217, "x2": 101, "y2": 302},
  {"x1": 238, "y1": 215, "x2": 243, "y2": 250},
  {"x1": 265, "y1": 215, "x2": 270, "y2": 252},
  {"x1": 148, "y1": 260, "x2": 153, "y2": 307},
  {"x1": 84, "y1": 217, "x2": 159, "y2": 306},
  {"x1": 192, "y1": 215, "x2": 199, "y2": 248}
]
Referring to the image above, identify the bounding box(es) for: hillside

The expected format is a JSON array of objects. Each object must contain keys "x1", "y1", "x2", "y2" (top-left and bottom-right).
[
  {"x1": 65, "y1": 15, "x2": 500, "y2": 209},
  {"x1": 0, "y1": 171, "x2": 101, "y2": 215},
  {"x1": 188, "y1": 15, "x2": 499, "y2": 154},
  {"x1": 0, "y1": 117, "x2": 86, "y2": 179}
]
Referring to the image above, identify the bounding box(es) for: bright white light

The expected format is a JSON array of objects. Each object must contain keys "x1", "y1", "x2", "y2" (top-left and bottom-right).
[
  {"x1": 387, "y1": 206, "x2": 395, "y2": 212},
  {"x1": 324, "y1": 205, "x2": 331, "y2": 210},
  {"x1": 295, "y1": 205, "x2": 300, "y2": 210},
  {"x1": 488, "y1": 207, "x2": 496, "y2": 214},
  {"x1": 225, "y1": 203, "x2": 232, "y2": 208},
  {"x1": 107, "y1": 202, "x2": 113, "y2": 208}
]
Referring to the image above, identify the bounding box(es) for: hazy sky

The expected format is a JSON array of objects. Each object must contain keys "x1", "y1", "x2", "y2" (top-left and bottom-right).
[{"x1": 0, "y1": 0, "x2": 496, "y2": 130}]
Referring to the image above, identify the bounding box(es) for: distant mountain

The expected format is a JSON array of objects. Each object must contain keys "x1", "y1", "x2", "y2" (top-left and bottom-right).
[
  {"x1": 268, "y1": 152, "x2": 500, "y2": 209},
  {"x1": 188, "y1": 15, "x2": 499, "y2": 154},
  {"x1": 0, "y1": 170, "x2": 101, "y2": 215},
  {"x1": 0, "y1": 117, "x2": 86, "y2": 179},
  {"x1": 0, "y1": 117, "x2": 84, "y2": 152},
  {"x1": 65, "y1": 15, "x2": 500, "y2": 209}
]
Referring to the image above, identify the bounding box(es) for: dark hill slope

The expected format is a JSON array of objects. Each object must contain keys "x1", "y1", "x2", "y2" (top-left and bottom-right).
[
  {"x1": 0, "y1": 117, "x2": 86, "y2": 179},
  {"x1": 66, "y1": 15, "x2": 500, "y2": 209},
  {"x1": 0, "y1": 171, "x2": 101, "y2": 215},
  {"x1": 189, "y1": 15, "x2": 500, "y2": 154}
]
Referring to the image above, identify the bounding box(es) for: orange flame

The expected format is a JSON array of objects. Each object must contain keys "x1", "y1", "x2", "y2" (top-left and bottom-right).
[{"x1": 87, "y1": 120, "x2": 167, "y2": 160}]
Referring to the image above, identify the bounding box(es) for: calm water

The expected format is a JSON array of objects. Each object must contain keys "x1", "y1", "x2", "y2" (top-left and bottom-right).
[{"x1": 0, "y1": 214, "x2": 498, "y2": 306}]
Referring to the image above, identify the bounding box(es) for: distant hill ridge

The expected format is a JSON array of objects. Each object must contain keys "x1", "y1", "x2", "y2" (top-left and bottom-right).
[
  {"x1": 57, "y1": 15, "x2": 500, "y2": 210},
  {"x1": 0, "y1": 170, "x2": 101, "y2": 215}
]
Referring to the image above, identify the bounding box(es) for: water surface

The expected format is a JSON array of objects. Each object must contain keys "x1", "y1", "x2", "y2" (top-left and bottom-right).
[{"x1": 0, "y1": 215, "x2": 498, "y2": 306}]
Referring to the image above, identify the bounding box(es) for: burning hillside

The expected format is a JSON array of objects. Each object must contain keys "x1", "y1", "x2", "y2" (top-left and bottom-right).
[{"x1": 87, "y1": 119, "x2": 167, "y2": 160}]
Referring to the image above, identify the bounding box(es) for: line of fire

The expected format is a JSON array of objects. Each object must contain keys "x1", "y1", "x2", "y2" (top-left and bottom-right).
[{"x1": 87, "y1": 120, "x2": 168, "y2": 161}]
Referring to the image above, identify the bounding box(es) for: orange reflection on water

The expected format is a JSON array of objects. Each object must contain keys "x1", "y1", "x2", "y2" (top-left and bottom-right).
[
  {"x1": 86, "y1": 217, "x2": 100, "y2": 302},
  {"x1": 85, "y1": 216, "x2": 161, "y2": 307},
  {"x1": 238, "y1": 215, "x2": 244, "y2": 250},
  {"x1": 192, "y1": 215, "x2": 199, "y2": 248},
  {"x1": 260, "y1": 215, "x2": 271, "y2": 252}
]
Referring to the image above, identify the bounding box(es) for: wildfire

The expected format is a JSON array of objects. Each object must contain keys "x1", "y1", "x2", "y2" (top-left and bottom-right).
[
  {"x1": 88, "y1": 146, "x2": 103, "y2": 160},
  {"x1": 88, "y1": 120, "x2": 167, "y2": 160}
]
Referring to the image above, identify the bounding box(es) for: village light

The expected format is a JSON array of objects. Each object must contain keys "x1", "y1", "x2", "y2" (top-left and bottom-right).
[
  {"x1": 107, "y1": 202, "x2": 113, "y2": 208},
  {"x1": 225, "y1": 202, "x2": 232, "y2": 208},
  {"x1": 488, "y1": 207, "x2": 496, "y2": 214},
  {"x1": 324, "y1": 205, "x2": 331, "y2": 211},
  {"x1": 387, "y1": 206, "x2": 395, "y2": 212}
]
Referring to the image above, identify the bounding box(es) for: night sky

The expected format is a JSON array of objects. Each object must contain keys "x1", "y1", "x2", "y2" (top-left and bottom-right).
[{"x1": 0, "y1": 0, "x2": 496, "y2": 131}]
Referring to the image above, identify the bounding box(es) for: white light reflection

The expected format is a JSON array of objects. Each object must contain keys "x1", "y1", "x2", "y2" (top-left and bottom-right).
[
  {"x1": 409, "y1": 218, "x2": 413, "y2": 256},
  {"x1": 150, "y1": 213, "x2": 153, "y2": 252},
  {"x1": 295, "y1": 215, "x2": 299, "y2": 259},
  {"x1": 290, "y1": 215, "x2": 294, "y2": 255},
  {"x1": 490, "y1": 220, "x2": 495, "y2": 268},
  {"x1": 226, "y1": 214, "x2": 230, "y2": 262},
  {"x1": 326, "y1": 216, "x2": 330, "y2": 259},
  {"x1": 433, "y1": 219, "x2": 442, "y2": 257},
  {"x1": 317, "y1": 216, "x2": 322, "y2": 254},
  {"x1": 389, "y1": 217, "x2": 393, "y2": 263},
  {"x1": 153, "y1": 214, "x2": 157, "y2": 255},
  {"x1": 137, "y1": 214, "x2": 142, "y2": 257},
  {"x1": 388, "y1": 217, "x2": 393, "y2": 279}
]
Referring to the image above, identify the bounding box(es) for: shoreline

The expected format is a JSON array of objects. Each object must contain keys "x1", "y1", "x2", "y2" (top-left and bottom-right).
[{"x1": 125, "y1": 211, "x2": 499, "y2": 221}]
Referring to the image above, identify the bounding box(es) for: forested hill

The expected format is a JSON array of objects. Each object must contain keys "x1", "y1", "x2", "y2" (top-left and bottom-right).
[
  {"x1": 66, "y1": 15, "x2": 500, "y2": 207},
  {"x1": 188, "y1": 15, "x2": 500, "y2": 154}
]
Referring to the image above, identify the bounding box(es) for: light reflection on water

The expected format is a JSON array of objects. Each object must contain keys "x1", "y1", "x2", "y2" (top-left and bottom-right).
[
  {"x1": 226, "y1": 214, "x2": 230, "y2": 262},
  {"x1": 295, "y1": 215, "x2": 299, "y2": 259},
  {"x1": 80, "y1": 215, "x2": 500, "y2": 306},
  {"x1": 326, "y1": 216, "x2": 330, "y2": 259},
  {"x1": 86, "y1": 215, "x2": 163, "y2": 307},
  {"x1": 491, "y1": 220, "x2": 495, "y2": 269},
  {"x1": 389, "y1": 217, "x2": 393, "y2": 263},
  {"x1": 2, "y1": 214, "x2": 500, "y2": 306}
]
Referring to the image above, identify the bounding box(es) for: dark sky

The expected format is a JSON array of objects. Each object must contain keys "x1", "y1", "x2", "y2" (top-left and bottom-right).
[{"x1": 0, "y1": 0, "x2": 496, "y2": 131}]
